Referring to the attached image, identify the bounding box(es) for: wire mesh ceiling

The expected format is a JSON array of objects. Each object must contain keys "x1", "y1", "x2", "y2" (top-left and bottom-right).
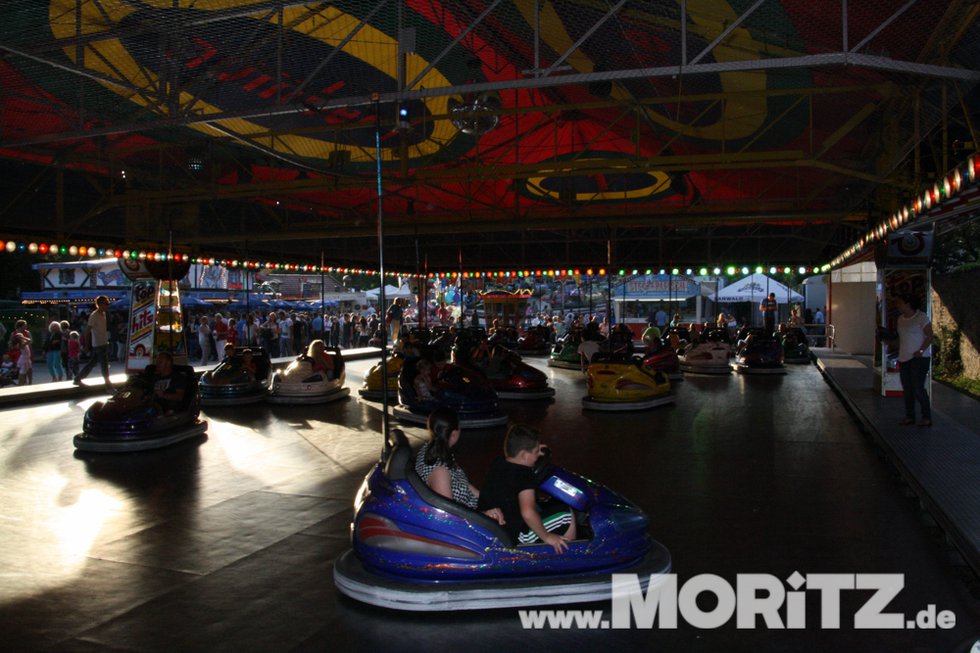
[{"x1": 0, "y1": 0, "x2": 977, "y2": 269}]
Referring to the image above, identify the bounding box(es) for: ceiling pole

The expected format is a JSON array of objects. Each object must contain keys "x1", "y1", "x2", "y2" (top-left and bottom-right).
[
  {"x1": 74, "y1": 0, "x2": 85, "y2": 130},
  {"x1": 914, "y1": 93, "x2": 921, "y2": 188},
  {"x1": 533, "y1": 0, "x2": 540, "y2": 75},
  {"x1": 957, "y1": 83, "x2": 978, "y2": 148},
  {"x1": 276, "y1": 5, "x2": 283, "y2": 106},
  {"x1": 942, "y1": 82, "x2": 948, "y2": 173},
  {"x1": 56, "y1": 169, "x2": 65, "y2": 237},
  {"x1": 681, "y1": 0, "x2": 687, "y2": 68},
  {"x1": 688, "y1": 0, "x2": 767, "y2": 66},
  {"x1": 540, "y1": 0, "x2": 628, "y2": 78},
  {"x1": 285, "y1": 1, "x2": 389, "y2": 104},
  {"x1": 397, "y1": 3, "x2": 410, "y2": 175},
  {"x1": 404, "y1": 0, "x2": 503, "y2": 91},
  {"x1": 850, "y1": 0, "x2": 918, "y2": 53}
]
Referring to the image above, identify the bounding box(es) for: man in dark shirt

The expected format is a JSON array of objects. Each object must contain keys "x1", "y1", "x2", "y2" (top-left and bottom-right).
[
  {"x1": 760, "y1": 292, "x2": 777, "y2": 334},
  {"x1": 142, "y1": 351, "x2": 189, "y2": 414},
  {"x1": 478, "y1": 424, "x2": 576, "y2": 552}
]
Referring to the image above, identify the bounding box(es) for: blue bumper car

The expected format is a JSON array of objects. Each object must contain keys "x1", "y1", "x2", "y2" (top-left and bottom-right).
[
  {"x1": 333, "y1": 429, "x2": 672, "y2": 611},
  {"x1": 74, "y1": 366, "x2": 207, "y2": 452},
  {"x1": 392, "y1": 356, "x2": 508, "y2": 429},
  {"x1": 199, "y1": 347, "x2": 271, "y2": 406}
]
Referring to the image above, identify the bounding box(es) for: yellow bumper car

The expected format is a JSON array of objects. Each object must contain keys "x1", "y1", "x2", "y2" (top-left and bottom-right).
[
  {"x1": 358, "y1": 353, "x2": 405, "y2": 401},
  {"x1": 583, "y1": 352, "x2": 675, "y2": 411}
]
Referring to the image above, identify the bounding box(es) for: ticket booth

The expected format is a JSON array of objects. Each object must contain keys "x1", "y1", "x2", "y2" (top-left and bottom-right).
[
  {"x1": 478, "y1": 290, "x2": 531, "y2": 329},
  {"x1": 875, "y1": 230, "x2": 933, "y2": 397}
]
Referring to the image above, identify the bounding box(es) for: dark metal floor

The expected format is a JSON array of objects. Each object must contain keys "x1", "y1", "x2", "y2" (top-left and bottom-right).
[{"x1": 1, "y1": 357, "x2": 977, "y2": 652}]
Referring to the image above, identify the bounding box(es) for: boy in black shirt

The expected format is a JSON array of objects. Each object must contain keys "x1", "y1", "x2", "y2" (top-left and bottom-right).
[{"x1": 478, "y1": 424, "x2": 576, "y2": 553}]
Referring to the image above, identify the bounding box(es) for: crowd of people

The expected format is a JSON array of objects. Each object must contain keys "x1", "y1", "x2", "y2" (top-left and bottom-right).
[
  {"x1": 186, "y1": 308, "x2": 385, "y2": 364},
  {"x1": 2, "y1": 316, "x2": 85, "y2": 387},
  {"x1": 4, "y1": 292, "x2": 834, "y2": 387},
  {"x1": 1, "y1": 301, "x2": 391, "y2": 385}
]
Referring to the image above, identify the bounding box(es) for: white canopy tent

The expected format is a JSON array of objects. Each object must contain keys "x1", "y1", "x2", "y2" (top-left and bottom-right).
[
  {"x1": 366, "y1": 284, "x2": 414, "y2": 300},
  {"x1": 715, "y1": 273, "x2": 803, "y2": 304}
]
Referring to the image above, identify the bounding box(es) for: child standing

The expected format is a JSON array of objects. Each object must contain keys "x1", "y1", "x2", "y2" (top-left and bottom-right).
[{"x1": 67, "y1": 330, "x2": 81, "y2": 379}]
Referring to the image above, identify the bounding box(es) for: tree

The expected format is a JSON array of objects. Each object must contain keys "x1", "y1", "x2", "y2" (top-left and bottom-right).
[{"x1": 932, "y1": 220, "x2": 980, "y2": 274}]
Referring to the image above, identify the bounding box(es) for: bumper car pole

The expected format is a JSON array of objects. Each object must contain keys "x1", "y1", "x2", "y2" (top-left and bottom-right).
[{"x1": 374, "y1": 94, "x2": 391, "y2": 448}]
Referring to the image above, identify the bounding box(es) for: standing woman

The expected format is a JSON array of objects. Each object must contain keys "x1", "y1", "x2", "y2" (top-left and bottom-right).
[
  {"x1": 895, "y1": 294, "x2": 933, "y2": 427},
  {"x1": 13, "y1": 320, "x2": 33, "y2": 385},
  {"x1": 59, "y1": 320, "x2": 71, "y2": 376},
  {"x1": 197, "y1": 316, "x2": 212, "y2": 365},
  {"x1": 45, "y1": 321, "x2": 65, "y2": 382}
]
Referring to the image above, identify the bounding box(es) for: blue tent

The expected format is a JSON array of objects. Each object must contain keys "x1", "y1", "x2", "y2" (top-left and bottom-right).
[
  {"x1": 226, "y1": 296, "x2": 271, "y2": 311},
  {"x1": 180, "y1": 294, "x2": 213, "y2": 309},
  {"x1": 307, "y1": 299, "x2": 339, "y2": 310},
  {"x1": 110, "y1": 293, "x2": 216, "y2": 312}
]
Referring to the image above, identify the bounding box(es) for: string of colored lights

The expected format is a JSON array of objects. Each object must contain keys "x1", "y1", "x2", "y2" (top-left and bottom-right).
[
  {"x1": 828, "y1": 153, "x2": 980, "y2": 268},
  {"x1": 423, "y1": 265, "x2": 822, "y2": 279},
  {"x1": 1, "y1": 154, "x2": 976, "y2": 278},
  {"x1": 0, "y1": 243, "x2": 407, "y2": 278},
  {"x1": 0, "y1": 242, "x2": 830, "y2": 279}
]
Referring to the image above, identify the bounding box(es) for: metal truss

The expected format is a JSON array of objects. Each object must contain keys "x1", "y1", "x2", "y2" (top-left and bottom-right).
[{"x1": 1, "y1": 0, "x2": 977, "y2": 147}]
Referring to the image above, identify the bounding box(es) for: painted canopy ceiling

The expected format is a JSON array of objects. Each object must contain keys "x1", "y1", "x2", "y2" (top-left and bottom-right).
[{"x1": 0, "y1": 0, "x2": 977, "y2": 271}]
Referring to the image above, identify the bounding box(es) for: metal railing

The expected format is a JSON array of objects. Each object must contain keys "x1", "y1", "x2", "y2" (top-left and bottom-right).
[{"x1": 802, "y1": 323, "x2": 834, "y2": 349}]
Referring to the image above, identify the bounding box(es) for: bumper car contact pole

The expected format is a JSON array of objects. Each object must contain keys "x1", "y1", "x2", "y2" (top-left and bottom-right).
[
  {"x1": 606, "y1": 237, "x2": 612, "y2": 331},
  {"x1": 373, "y1": 93, "x2": 391, "y2": 445}
]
